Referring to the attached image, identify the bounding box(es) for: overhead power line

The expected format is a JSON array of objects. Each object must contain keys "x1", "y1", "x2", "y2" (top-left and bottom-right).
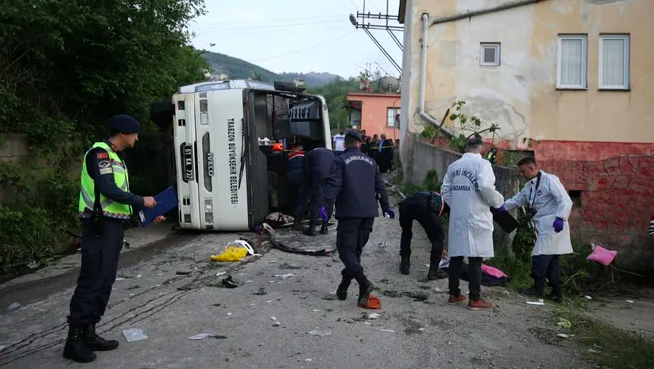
[
  {"x1": 200, "y1": 14, "x2": 345, "y2": 26},
  {"x1": 202, "y1": 19, "x2": 346, "y2": 30},
  {"x1": 249, "y1": 30, "x2": 358, "y2": 63}
]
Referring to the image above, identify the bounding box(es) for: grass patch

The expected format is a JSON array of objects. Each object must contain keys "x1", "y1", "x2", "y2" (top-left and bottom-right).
[{"x1": 550, "y1": 307, "x2": 654, "y2": 369}]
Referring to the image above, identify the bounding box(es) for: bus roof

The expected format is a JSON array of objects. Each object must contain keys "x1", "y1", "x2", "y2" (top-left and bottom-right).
[{"x1": 178, "y1": 80, "x2": 277, "y2": 94}]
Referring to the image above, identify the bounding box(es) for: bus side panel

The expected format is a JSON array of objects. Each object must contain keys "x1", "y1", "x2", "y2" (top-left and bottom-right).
[
  {"x1": 208, "y1": 89, "x2": 249, "y2": 230},
  {"x1": 316, "y1": 95, "x2": 332, "y2": 148},
  {"x1": 173, "y1": 93, "x2": 201, "y2": 229},
  {"x1": 246, "y1": 91, "x2": 270, "y2": 229}
]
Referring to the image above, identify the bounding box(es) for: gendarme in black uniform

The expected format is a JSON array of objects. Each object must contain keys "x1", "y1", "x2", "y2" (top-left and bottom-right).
[
  {"x1": 64, "y1": 115, "x2": 156, "y2": 363},
  {"x1": 399, "y1": 191, "x2": 450, "y2": 279},
  {"x1": 321, "y1": 130, "x2": 392, "y2": 307}
]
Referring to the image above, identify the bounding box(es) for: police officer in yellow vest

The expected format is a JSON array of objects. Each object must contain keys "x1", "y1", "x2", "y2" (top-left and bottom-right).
[{"x1": 64, "y1": 115, "x2": 163, "y2": 363}]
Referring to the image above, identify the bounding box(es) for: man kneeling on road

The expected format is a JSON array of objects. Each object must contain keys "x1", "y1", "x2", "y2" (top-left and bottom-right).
[
  {"x1": 398, "y1": 191, "x2": 450, "y2": 280},
  {"x1": 497, "y1": 157, "x2": 573, "y2": 303}
]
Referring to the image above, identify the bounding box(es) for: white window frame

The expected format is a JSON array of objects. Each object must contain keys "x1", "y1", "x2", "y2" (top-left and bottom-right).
[
  {"x1": 386, "y1": 107, "x2": 400, "y2": 127},
  {"x1": 599, "y1": 34, "x2": 630, "y2": 90},
  {"x1": 556, "y1": 34, "x2": 587, "y2": 89},
  {"x1": 480, "y1": 43, "x2": 501, "y2": 66}
]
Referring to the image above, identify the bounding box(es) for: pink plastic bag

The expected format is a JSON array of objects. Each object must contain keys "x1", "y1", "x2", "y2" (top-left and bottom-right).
[
  {"x1": 586, "y1": 244, "x2": 618, "y2": 266},
  {"x1": 481, "y1": 264, "x2": 508, "y2": 278}
]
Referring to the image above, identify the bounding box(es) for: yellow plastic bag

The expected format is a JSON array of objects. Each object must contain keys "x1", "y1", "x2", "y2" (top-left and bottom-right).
[{"x1": 210, "y1": 240, "x2": 255, "y2": 262}]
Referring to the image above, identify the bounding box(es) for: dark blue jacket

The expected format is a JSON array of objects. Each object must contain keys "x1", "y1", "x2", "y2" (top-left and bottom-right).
[
  {"x1": 286, "y1": 152, "x2": 305, "y2": 183},
  {"x1": 401, "y1": 191, "x2": 447, "y2": 218},
  {"x1": 304, "y1": 147, "x2": 335, "y2": 182},
  {"x1": 322, "y1": 147, "x2": 389, "y2": 219}
]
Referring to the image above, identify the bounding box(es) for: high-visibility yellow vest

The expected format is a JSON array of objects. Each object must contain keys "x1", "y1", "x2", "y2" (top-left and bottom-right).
[{"x1": 78, "y1": 141, "x2": 132, "y2": 219}]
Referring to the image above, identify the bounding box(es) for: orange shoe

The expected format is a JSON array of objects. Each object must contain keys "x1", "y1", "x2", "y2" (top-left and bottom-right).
[
  {"x1": 448, "y1": 295, "x2": 467, "y2": 304},
  {"x1": 468, "y1": 298, "x2": 493, "y2": 310},
  {"x1": 362, "y1": 295, "x2": 381, "y2": 310}
]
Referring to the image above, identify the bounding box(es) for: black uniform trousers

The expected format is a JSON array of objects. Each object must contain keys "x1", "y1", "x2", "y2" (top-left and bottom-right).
[
  {"x1": 336, "y1": 218, "x2": 374, "y2": 283},
  {"x1": 531, "y1": 255, "x2": 562, "y2": 287},
  {"x1": 287, "y1": 175, "x2": 307, "y2": 217},
  {"x1": 68, "y1": 217, "x2": 124, "y2": 325},
  {"x1": 307, "y1": 178, "x2": 334, "y2": 222},
  {"x1": 399, "y1": 202, "x2": 444, "y2": 265}
]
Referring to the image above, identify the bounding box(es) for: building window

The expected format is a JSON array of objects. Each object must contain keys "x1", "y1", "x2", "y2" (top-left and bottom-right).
[
  {"x1": 387, "y1": 107, "x2": 400, "y2": 127},
  {"x1": 599, "y1": 34, "x2": 630, "y2": 90},
  {"x1": 557, "y1": 34, "x2": 587, "y2": 89},
  {"x1": 480, "y1": 43, "x2": 501, "y2": 66}
]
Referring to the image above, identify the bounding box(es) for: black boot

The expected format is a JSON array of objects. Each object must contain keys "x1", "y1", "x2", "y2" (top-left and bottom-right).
[
  {"x1": 519, "y1": 279, "x2": 545, "y2": 299},
  {"x1": 548, "y1": 284, "x2": 563, "y2": 304},
  {"x1": 292, "y1": 217, "x2": 304, "y2": 231},
  {"x1": 63, "y1": 324, "x2": 97, "y2": 363},
  {"x1": 400, "y1": 256, "x2": 410, "y2": 275},
  {"x1": 356, "y1": 275, "x2": 375, "y2": 308},
  {"x1": 320, "y1": 221, "x2": 329, "y2": 235},
  {"x1": 83, "y1": 323, "x2": 119, "y2": 351},
  {"x1": 303, "y1": 221, "x2": 317, "y2": 236}
]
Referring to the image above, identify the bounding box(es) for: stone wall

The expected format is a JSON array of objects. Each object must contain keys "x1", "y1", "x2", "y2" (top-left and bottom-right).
[{"x1": 410, "y1": 140, "x2": 522, "y2": 252}]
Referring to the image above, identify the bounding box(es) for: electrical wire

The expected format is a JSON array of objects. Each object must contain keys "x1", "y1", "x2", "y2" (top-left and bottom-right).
[
  {"x1": 200, "y1": 14, "x2": 345, "y2": 26},
  {"x1": 248, "y1": 30, "x2": 358, "y2": 62},
  {"x1": 202, "y1": 18, "x2": 346, "y2": 30}
]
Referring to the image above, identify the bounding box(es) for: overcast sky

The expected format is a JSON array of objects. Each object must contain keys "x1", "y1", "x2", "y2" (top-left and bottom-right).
[{"x1": 188, "y1": 0, "x2": 403, "y2": 79}]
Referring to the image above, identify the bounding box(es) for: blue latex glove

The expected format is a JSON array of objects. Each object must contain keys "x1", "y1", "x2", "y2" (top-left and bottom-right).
[
  {"x1": 553, "y1": 217, "x2": 564, "y2": 233},
  {"x1": 496, "y1": 204, "x2": 507, "y2": 212},
  {"x1": 319, "y1": 207, "x2": 329, "y2": 222},
  {"x1": 384, "y1": 208, "x2": 395, "y2": 219}
]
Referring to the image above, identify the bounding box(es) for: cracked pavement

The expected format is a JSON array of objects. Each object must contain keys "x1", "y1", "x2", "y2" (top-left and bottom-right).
[{"x1": 0, "y1": 209, "x2": 594, "y2": 369}]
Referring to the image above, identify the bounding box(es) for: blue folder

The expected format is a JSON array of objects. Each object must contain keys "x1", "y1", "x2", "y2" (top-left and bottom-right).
[{"x1": 138, "y1": 186, "x2": 178, "y2": 227}]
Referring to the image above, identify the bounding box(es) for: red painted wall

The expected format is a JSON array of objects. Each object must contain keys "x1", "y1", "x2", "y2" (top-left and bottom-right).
[{"x1": 536, "y1": 140, "x2": 654, "y2": 271}]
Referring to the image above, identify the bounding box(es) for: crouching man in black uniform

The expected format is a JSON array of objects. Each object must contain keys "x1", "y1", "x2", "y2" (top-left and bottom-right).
[
  {"x1": 399, "y1": 191, "x2": 450, "y2": 279},
  {"x1": 320, "y1": 130, "x2": 394, "y2": 307},
  {"x1": 303, "y1": 146, "x2": 336, "y2": 236}
]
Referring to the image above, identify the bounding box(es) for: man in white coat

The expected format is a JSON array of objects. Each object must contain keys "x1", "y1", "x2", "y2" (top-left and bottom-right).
[
  {"x1": 497, "y1": 157, "x2": 573, "y2": 303},
  {"x1": 441, "y1": 137, "x2": 504, "y2": 310}
]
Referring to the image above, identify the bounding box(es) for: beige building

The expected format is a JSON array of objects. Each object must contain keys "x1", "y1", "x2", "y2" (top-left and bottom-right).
[{"x1": 398, "y1": 0, "x2": 654, "y2": 271}]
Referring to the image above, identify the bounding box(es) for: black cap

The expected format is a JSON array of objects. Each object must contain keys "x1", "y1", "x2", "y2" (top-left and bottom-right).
[
  {"x1": 344, "y1": 129, "x2": 362, "y2": 142},
  {"x1": 108, "y1": 115, "x2": 140, "y2": 134}
]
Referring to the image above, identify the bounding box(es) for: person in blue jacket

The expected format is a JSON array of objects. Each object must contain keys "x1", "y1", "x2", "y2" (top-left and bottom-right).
[
  {"x1": 302, "y1": 146, "x2": 336, "y2": 236},
  {"x1": 286, "y1": 143, "x2": 307, "y2": 231},
  {"x1": 320, "y1": 129, "x2": 394, "y2": 307}
]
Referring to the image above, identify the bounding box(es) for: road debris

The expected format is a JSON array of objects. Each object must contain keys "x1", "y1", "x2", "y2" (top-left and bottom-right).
[
  {"x1": 274, "y1": 273, "x2": 295, "y2": 279},
  {"x1": 307, "y1": 330, "x2": 332, "y2": 337},
  {"x1": 5, "y1": 302, "x2": 21, "y2": 311},
  {"x1": 188, "y1": 333, "x2": 227, "y2": 340},
  {"x1": 252, "y1": 288, "x2": 267, "y2": 295},
  {"x1": 122, "y1": 328, "x2": 148, "y2": 342}
]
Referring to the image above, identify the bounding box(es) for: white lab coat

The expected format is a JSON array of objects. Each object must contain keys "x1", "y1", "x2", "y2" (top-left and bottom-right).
[
  {"x1": 504, "y1": 170, "x2": 573, "y2": 256},
  {"x1": 441, "y1": 153, "x2": 505, "y2": 257}
]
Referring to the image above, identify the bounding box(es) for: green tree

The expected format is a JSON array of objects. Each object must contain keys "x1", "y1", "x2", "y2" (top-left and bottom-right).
[
  {"x1": 0, "y1": 0, "x2": 208, "y2": 269},
  {"x1": 307, "y1": 77, "x2": 360, "y2": 130}
]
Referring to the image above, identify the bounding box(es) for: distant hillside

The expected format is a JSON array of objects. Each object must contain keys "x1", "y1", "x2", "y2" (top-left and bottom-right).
[{"x1": 202, "y1": 51, "x2": 340, "y2": 87}]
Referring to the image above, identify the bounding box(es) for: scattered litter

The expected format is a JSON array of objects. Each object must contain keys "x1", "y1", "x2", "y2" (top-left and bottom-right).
[
  {"x1": 216, "y1": 271, "x2": 227, "y2": 277},
  {"x1": 189, "y1": 333, "x2": 215, "y2": 340},
  {"x1": 266, "y1": 300, "x2": 272, "y2": 303},
  {"x1": 433, "y1": 287, "x2": 444, "y2": 293},
  {"x1": 116, "y1": 277, "x2": 126, "y2": 281},
  {"x1": 626, "y1": 300, "x2": 634, "y2": 304},
  {"x1": 0, "y1": 345, "x2": 5, "y2": 351},
  {"x1": 585, "y1": 295, "x2": 593, "y2": 300},
  {"x1": 557, "y1": 318, "x2": 572, "y2": 329},
  {"x1": 278, "y1": 263, "x2": 303, "y2": 270},
  {"x1": 418, "y1": 328, "x2": 425, "y2": 332},
  {"x1": 271, "y1": 317, "x2": 278, "y2": 321},
  {"x1": 137, "y1": 274, "x2": 142, "y2": 278},
  {"x1": 307, "y1": 330, "x2": 332, "y2": 337},
  {"x1": 250, "y1": 303, "x2": 256, "y2": 306},
  {"x1": 588, "y1": 348, "x2": 601, "y2": 353},
  {"x1": 364, "y1": 322, "x2": 371, "y2": 325},
  {"x1": 274, "y1": 273, "x2": 295, "y2": 280},
  {"x1": 367, "y1": 313, "x2": 381, "y2": 320},
  {"x1": 313, "y1": 309, "x2": 322, "y2": 312},
  {"x1": 211, "y1": 240, "x2": 256, "y2": 262},
  {"x1": 379, "y1": 329, "x2": 394, "y2": 333},
  {"x1": 305, "y1": 359, "x2": 313, "y2": 362},
  {"x1": 122, "y1": 328, "x2": 148, "y2": 342},
  {"x1": 526, "y1": 299, "x2": 545, "y2": 306},
  {"x1": 272, "y1": 321, "x2": 281, "y2": 327},
  {"x1": 227, "y1": 313, "x2": 233, "y2": 316},
  {"x1": 5, "y1": 302, "x2": 21, "y2": 311},
  {"x1": 220, "y1": 276, "x2": 243, "y2": 288},
  {"x1": 557, "y1": 334, "x2": 575, "y2": 338},
  {"x1": 176, "y1": 271, "x2": 192, "y2": 275}
]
